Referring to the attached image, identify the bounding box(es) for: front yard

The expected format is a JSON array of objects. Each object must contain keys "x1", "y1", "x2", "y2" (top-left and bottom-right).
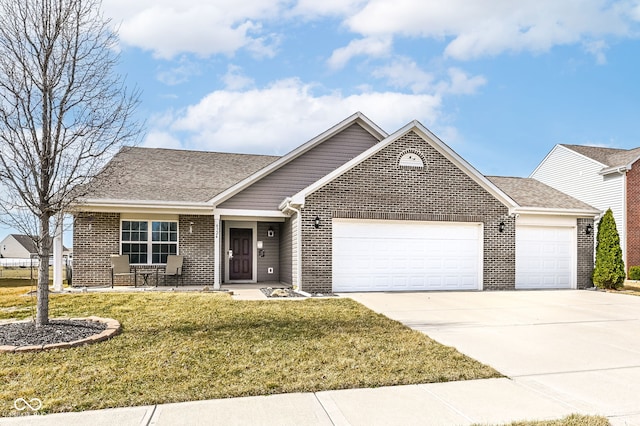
[{"x1": 0, "y1": 283, "x2": 500, "y2": 417}]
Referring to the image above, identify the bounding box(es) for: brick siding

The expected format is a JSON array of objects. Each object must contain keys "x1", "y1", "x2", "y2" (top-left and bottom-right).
[
  {"x1": 179, "y1": 215, "x2": 215, "y2": 285},
  {"x1": 577, "y1": 218, "x2": 595, "y2": 288},
  {"x1": 72, "y1": 212, "x2": 120, "y2": 286},
  {"x1": 627, "y1": 163, "x2": 640, "y2": 272},
  {"x1": 299, "y1": 130, "x2": 515, "y2": 293},
  {"x1": 73, "y1": 213, "x2": 215, "y2": 286}
]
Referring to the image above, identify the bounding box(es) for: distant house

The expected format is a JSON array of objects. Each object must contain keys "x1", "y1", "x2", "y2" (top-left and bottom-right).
[
  {"x1": 531, "y1": 144, "x2": 640, "y2": 270},
  {"x1": 69, "y1": 112, "x2": 598, "y2": 292},
  {"x1": 0, "y1": 234, "x2": 71, "y2": 259},
  {"x1": 0, "y1": 234, "x2": 38, "y2": 258}
]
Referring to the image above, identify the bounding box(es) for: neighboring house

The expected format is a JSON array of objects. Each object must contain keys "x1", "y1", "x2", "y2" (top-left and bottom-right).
[
  {"x1": 0, "y1": 234, "x2": 71, "y2": 259},
  {"x1": 0, "y1": 234, "x2": 38, "y2": 258},
  {"x1": 531, "y1": 144, "x2": 640, "y2": 271},
  {"x1": 70, "y1": 112, "x2": 599, "y2": 292}
]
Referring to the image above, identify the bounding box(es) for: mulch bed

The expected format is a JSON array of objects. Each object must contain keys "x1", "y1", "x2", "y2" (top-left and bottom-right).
[
  {"x1": 261, "y1": 287, "x2": 305, "y2": 298},
  {"x1": 0, "y1": 319, "x2": 107, "y2": 347},
  {"x1": 260, "y1": 287, "x2": 337, "y2": 298}
]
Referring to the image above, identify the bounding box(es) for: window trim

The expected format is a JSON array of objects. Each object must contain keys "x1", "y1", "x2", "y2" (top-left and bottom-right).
[{"x1": 120, "y1": 219, "x2": 179, "y2": 265}]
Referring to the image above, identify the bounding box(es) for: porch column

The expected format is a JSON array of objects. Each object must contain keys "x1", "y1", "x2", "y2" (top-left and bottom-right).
[
  {"x1": 52, "y1": 215, "x2": 63, "y2": 291},
  {"x1": 214, "y1": 213, "x2": 221, "y2": 290}
]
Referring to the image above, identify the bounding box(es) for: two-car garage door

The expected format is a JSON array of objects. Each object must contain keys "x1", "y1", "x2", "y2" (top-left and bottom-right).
[{"x1": 332, "y1": 219, "x2": 482, "y2": 292}]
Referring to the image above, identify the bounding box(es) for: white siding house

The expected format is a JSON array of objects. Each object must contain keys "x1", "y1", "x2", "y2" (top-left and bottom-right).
[
  {"x1": 531, "y1": 145, "x2": 626, "y2": 261},
  {"x1": 0, "y1": 234, "x2": 38, "y2": 259}
]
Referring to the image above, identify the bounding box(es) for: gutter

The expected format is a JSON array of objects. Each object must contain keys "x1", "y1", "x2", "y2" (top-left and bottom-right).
[
  {"x1": 600, "y1": 166, "x2": 628, "y2": 176},
  {"x1": 280, "y1": 197, "x2": 303, "y2": 291},
  {"x1": 69, "y1": 198, "x2": 213, "y2": 214},
  {"x1": 512, "y1": 207, "x2": 601, "y2": 218}
]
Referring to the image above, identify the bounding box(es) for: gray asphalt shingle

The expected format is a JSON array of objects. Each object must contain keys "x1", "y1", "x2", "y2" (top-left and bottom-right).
[
  {"x1": 83, "y1": 147, "x2": 279, "y2": 203},
  {"x1": 562, "y1": 144, "x2": 640, "y2": 168},
  {"x1": 487, "y1": 176, "x2": 598, "y2": 211}
]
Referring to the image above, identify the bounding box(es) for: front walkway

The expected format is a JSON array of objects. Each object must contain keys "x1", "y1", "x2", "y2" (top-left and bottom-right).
[{"x1": 61, "y1": 282, "x2": 293, "y2": 301}]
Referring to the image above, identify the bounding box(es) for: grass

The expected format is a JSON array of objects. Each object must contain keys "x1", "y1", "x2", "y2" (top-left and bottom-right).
[
  {"x1": 496, "y1": 414, "x2": 610, "y2": 426},
  {"x1": 0, "y1": 265, "x2": 66, "y2": 280},
  {"x1": 622, "y1": 280, "x2": 640, "y2": 296},
  {"x1": 0, "y1": 281, "x2": 500, "y2": 416}
]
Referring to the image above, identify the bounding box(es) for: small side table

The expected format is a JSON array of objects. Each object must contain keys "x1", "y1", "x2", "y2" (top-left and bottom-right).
[{"x1": 137, "y1": 269, "x2": 155, "y2": 286}]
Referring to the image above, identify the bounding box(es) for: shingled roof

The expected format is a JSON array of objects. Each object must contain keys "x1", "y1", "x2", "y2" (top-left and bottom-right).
[
  {"x1": 83, "y1": 147, "x2": 279, "y2": 203},
  {"x1": 561, "y1": 144, "x2": 640, "y2": 169},
  {"x1": 10, "y1": 234, "x2": 38, "y2": 254},
  {"x1": 487, "y1": 176, "x2": 599, "y2": 212}
]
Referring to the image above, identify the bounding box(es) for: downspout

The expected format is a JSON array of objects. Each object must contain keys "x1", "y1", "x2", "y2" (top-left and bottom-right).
[{"x1": 282, "y1": 200, "x2": 302, "y2": 291}]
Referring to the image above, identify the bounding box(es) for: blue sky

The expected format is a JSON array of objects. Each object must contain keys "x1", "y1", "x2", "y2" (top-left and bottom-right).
[
  {"x1": 4, "y1": 0, "x2": 640, "y2": 241},
  {"x1": 101, "y1": 0, "x2": 640, "y2": 179}
]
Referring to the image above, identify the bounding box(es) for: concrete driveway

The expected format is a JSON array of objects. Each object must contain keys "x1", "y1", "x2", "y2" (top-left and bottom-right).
[{"x1": 347, "y1": 290, "x2": 640, "y2": 424}]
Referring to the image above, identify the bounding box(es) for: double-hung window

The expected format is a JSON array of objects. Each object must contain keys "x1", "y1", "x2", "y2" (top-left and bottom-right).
[{"x1": 121, "y1": 220, "x2": 178, "y2": 264}]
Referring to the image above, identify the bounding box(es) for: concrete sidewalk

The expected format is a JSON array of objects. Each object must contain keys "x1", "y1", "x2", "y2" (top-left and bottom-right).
[{"x1": 0, "y1": 378, "x2": 587, "y2": 426}]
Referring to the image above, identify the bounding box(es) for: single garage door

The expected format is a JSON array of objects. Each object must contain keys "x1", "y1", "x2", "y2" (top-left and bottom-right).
[
  {"x1": 333, "y1": 219, "x2": 482, "y2": 292},
  {"x1": 516, "y1": 226, "x2": 574, "y2": 289}
]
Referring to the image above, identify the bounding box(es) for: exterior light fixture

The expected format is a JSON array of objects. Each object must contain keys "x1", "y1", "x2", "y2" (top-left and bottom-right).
[
  {"x1": 586, "y1": 224, "x2": 593, "y2": 235},
  {"x1": 498, "y1": 221, "x2": 505, "y2": 233},
  {"x1": 189, "y1": 221, "x2": 194, "y2": 234},
  {"x1": 267, "y1": 226, "x2": 274, "y2": 237},
  {"x1": 314, "y1": 216, "x2": 321, "y2": 229}
]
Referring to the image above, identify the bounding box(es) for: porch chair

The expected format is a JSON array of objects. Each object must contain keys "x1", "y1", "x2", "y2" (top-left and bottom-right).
[
  {"x1": 110, "y1": 255, "x2": 136, "y2": 288},
  {"x1": 158, "y1": 255, "x2": 184, "y2": 286}
]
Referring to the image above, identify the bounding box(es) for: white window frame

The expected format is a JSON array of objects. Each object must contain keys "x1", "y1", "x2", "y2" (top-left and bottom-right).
[{"x1": 120, "y1": 219, "x2": 179, "y2": 265}]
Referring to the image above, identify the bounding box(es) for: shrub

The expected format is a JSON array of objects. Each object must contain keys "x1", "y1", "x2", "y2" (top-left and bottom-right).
[
  {"x1": 629, "y1": 266, "x2": 640, "y2": 281},
  {"x1": 592, "y1": 208, "x2": 625, "y2": 289}
]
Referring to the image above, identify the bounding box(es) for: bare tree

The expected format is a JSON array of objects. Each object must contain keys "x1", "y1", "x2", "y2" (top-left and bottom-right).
[{"x1": 0, "y1": 0, "x2": 141, "y2": 326}]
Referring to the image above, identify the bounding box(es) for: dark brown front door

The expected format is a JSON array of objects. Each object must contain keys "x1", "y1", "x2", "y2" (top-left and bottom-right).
[{"x1": 229, "y1": 228, "x2": 252, "y2": 280}]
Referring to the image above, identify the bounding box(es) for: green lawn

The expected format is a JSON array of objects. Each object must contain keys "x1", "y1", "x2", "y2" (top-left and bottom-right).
[{"x1": 0, "y1": 282, "x2": 501, "y2": 417}]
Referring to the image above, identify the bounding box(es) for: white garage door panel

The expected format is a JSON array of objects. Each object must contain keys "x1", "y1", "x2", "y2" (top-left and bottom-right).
[
  {"x1": 516, "y1": 226, "x2": 574, "y2": 289},
  {"x1": 333, "y1": 220, "x2": 482, "y2": 292}
]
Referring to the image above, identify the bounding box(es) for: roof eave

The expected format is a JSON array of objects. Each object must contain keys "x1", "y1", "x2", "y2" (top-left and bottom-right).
[
  {"x1": 512, "y1": 206, "x2": 601, "y2": 218},
  {"x1": 600, "y1": 153, "x2": 640, "y2": 175},
  {"x1": 69, "y1": 199, "x2": 213, "y2": 214},
  {"x1": 599, "y1": 165, "x2": 628, "y2": 176}
]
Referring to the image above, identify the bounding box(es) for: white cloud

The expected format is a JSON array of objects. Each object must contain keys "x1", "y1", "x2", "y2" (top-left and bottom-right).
[
  {"x1": 104, "y1": 0, "x2": 286, "y2": 59},
  {"x1": 372, "y1": 57, "x2": 434, "y2": 93},
  {"x1": 141, "y1": 130, "x2": 183, "y2": 149},
  {"x1": 583, "y1": 40, "x2": 609, "y2": 65},
  {"x1": 372, "y1": 59, "x2": 486, "y2": 96},
  {"x1": 104, "y1": 0, "x2": 637, "y2": 64},
  {"x1": 147, "y1": 78, "x2": 442, "y2": 154},
  {"x1": 222, "y1": 65, "x2": 255, "y2": 90},
  {"x1": 438, "y1": 68, "x2": 487, "y2": 95},
  {"x1": 344, "y1": 0, "x2": 634, "y2": 61},
  {"x1": 327, "y1": 37, "x2": 392, "y2": 69},
  {"x1": 289, "y1": 0, "x2": 367, "y2": 18},
  {"x1": 156, "y1": 57, "x2": 202, "y2": 85}
]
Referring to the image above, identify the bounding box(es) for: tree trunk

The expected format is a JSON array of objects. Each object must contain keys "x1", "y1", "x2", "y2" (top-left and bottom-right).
[{"x1": 36, "y1": 214, "x2": 51, "y2": 327}]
